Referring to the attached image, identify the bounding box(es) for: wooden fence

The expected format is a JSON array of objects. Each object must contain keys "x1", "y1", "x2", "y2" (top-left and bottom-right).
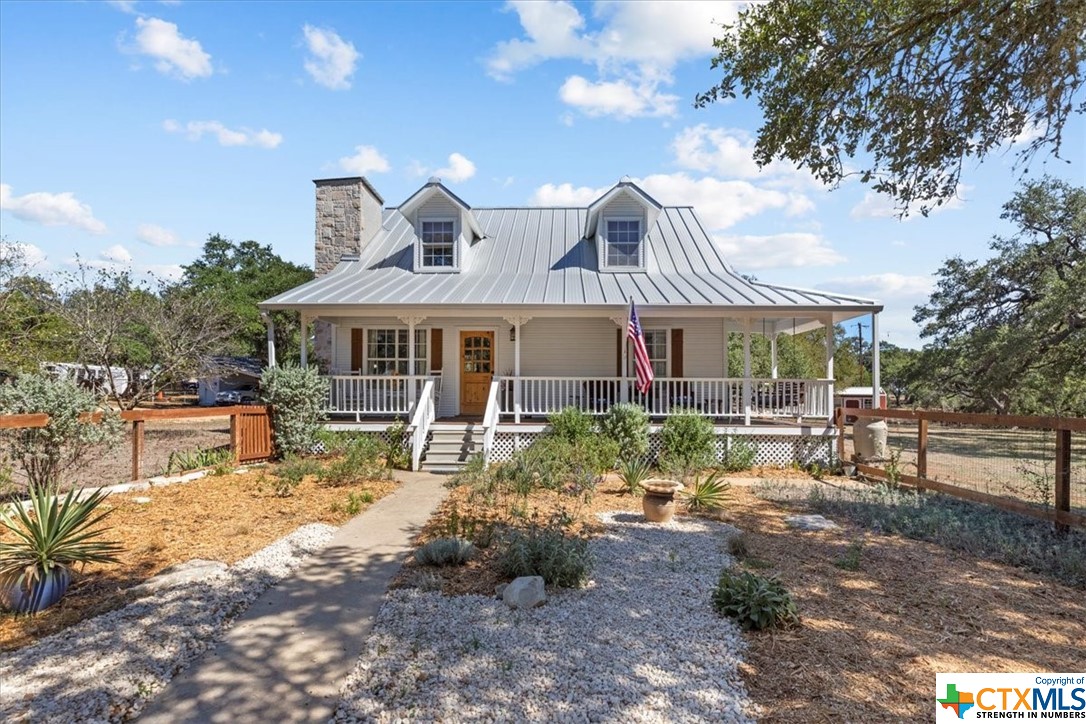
[
  {"x1": 0, "y1": 405, "x2": 274, "y2": 482},
  {"x1": 836, "y1": 407, "x2": 1084, "y2": 529}
]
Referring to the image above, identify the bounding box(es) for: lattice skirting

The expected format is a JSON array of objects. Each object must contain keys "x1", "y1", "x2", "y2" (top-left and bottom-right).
[
  {"x1": 310, "y1": 430, "x2": 407, "y2": 456},
  {"x1": 489, "y1": 431, "x2": 834, "y2": 466}
]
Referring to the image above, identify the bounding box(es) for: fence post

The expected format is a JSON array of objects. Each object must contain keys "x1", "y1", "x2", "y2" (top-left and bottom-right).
[
  {"x1": 835, "y1": 407, "x2": 845, "y2": 462},
  {"x1": 917, "y1": 418, "x2": 929, "y2": 479},
  {"x1": 131, "y1": 419, "x2": 144, "y2": 481},
  {"x1": 230, "y1": 410, "x2": 241, "y2": 464},
  {"x1": 1055, "y1": 428, "x2": 1072, "y2": 532}
]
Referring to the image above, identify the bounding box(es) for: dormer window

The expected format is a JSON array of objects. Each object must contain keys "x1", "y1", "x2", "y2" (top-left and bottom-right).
[
  {"x1": 605, "y1": 219, "x2": 642, "y2": 268},
  {"x1": 421, "y1": 220, "x2": 456, "y2": 268}
]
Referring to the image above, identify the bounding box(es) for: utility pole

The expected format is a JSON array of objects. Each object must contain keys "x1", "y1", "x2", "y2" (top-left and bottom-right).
[{"x1": 855, "y1": 321, "x2": 869, "y2": 386}]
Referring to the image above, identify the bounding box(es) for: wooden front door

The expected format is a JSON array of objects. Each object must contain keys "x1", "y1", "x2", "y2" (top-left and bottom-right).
[{"x1": 459, "y1": 331, "x2": 494, "y2": 416}]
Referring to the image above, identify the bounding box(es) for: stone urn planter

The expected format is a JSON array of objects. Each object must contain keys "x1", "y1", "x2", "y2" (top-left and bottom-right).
[{"x1": 641, "y1": 479, "x2": 684, "y2": 524}]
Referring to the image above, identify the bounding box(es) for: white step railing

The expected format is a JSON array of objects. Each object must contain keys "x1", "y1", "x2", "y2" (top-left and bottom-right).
[
  {"x1": 408, "y1": 379, "x2": 436, "y2": 471},
  {"x1": 497, "y1": 376, "x2": 833, "y2": 423},
  {"x1": 481, "y1": 379, "x2": 501, "y2": 464},
  {"x1": 326, "y1": 375, "x2": 430, "y2": 421}
]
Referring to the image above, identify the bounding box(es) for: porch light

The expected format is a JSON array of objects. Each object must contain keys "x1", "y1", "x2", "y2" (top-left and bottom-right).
[{"x1": 509, "y1": 326, "x2": 516, "y2": 342}]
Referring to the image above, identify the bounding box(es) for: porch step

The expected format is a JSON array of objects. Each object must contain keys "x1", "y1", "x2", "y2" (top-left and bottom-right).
[{"x1": 420, "y1": 423, "x2": 481, "y2": 472}]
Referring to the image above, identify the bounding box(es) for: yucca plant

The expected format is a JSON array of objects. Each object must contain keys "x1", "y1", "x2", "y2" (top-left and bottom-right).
[
  {"x1": 0, "y1": 485, "x2": 123, "y2": 614},
  {"x1": 618, "y1": 457, "x2": 653, "y2": 496},
  {"x1": 682, "y1": 470, "x2": 732, "y2": 512}
]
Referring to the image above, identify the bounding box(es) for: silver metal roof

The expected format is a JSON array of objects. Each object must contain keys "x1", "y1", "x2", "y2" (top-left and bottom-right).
[{"x1": 261, "y1": 207, "x2": 881, "y2": 316}]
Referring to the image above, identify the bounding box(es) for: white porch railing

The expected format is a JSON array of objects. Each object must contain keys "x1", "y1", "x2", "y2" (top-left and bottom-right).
[
  {"x1": 326, "y1": 375, "x2": 431, "y2": 421},
  {"x1": 408, "y1": 379, "x2": 436, "y2": 471},
  {"x1": 481, "y1": 379, "x2": 502, "y2": 464},
  {"x1": 497, "y1": 376, "x2": 833, "y2": 422}
]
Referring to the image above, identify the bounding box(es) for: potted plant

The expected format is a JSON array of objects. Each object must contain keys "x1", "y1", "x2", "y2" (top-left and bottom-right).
[
  {"x1": 641, "y1": 479, "x2": 684, "y2": 524},
  {"x1": 0, "y1": 485, "x2": 123, "y2": 614}
]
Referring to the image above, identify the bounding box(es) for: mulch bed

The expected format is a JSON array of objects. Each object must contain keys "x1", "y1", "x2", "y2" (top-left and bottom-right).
[{"x1": 0, "y1": 464, "x2": 398, "y2": 652}]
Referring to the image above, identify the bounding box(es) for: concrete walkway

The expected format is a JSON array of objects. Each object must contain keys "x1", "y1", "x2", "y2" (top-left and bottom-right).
[{"x1": 140, "y1": 471, "x2": 449, "y2": 723}]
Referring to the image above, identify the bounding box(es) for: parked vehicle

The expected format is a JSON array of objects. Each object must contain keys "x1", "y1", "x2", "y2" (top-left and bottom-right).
[{"x1": 216, "y1": 384, "x2": 259, "y2": 405}]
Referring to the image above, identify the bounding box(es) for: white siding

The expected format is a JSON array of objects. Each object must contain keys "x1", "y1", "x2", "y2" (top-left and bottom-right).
[
  {"x1": 416, "y1": 195, "x2": 459, "y2": 218},
  {"x1": 520, "y1": 318, "x2": 617, "y2": 377}
]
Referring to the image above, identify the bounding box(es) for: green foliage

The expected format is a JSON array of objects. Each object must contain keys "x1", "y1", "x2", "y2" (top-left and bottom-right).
[
  {"x1": 0, "y1": 240, "x2": 70, "y2": 372},
  {"x1": 697, "y1": 1, "x2": 1085, "y2": 212},
  {"x1": 659, "y1": 410, "x2": 716, "y2": 476},
  {"x1": 682, "y1": 471, "x2": 732, "y2": 512},
  {"x1": 617, "y1": 457, "x2": 652, "y2": 496},
  {"x1": 727, "y1": 532, "x2": 750, "y2": 559},
  {"x1": 0, "y1": 484, "x2": 124, "y2": 604},
  {"x1": 833, "y1": 537, "x2": 865, "y2": 571},
  {"x1": 414, "y1": 537, "x2": 477, "y2": 567},
  {"x1": 316, "y1": 435, "x2": 387, "y2": 486},
  {"x1": 913, "y1": 178, "x2": 1086, "y2": 415},
  {"x1": 0, "y1": 373, "x2": 122, "y2": 488},
  {"x1": 344, "y1": 490, "x2": 373, "y2": 515},
  {"x1": 260, "y1": 363, "x2": 328, "y2": 457},
  {"x1": 274, "y1": 455, "x2": 322, "y2": 492},
  {"x1": 598, "y1": 403, "x2": 649, "y2": 460},
  {"x1": 518, "y1": 434, "x2": 619, "y2": 495},
  {"x1": 383, "y1": 419, "x2": 411, "y2": 470},
  {"x1": 443, "y1": 505, "x2": 497, "y2": 549},
  {"x1": 498, "y1": 525, "x2": 592, "y2": 588},
  {"x1": 720, "y1": 437, "x2": 757, "y2": 473},
  {"x1": 547, "y1": 407, "x2": 596, "y2": 443},
  {"x1": 181, "y1": 235, "x2": 314, "y2": 364},
  {"x1": 712, "y1": 569, "x2": 799, "y2": 631},
  {"x1": 166, "y1": 446, "x2": 233, "y2": 475}
]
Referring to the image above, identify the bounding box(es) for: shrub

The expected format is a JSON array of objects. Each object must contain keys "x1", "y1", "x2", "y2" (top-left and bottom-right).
[
  {"x1": 273, "y1": 456, "x2": 322, "y2": 496},
  {"x1": 683, "y1": 470, "x2": 732, "y2": 512},
  {"x1": 384, "y1": 419, "x2": 411, "y2": 470},
  {"x1": 317, "y1": 435, "x2": 387, "y2": 486},
  {"x1": 166, "y1": 446, "x2": 233, "y2": 475},
  {"x1": 517, "y1": 435, "x2": 619, "y2": 492},
  {"x1": 727, "y1": 531, "x2": 750, "y2": 559},
  {"x1": 498, "y1": 525, "x2": 592, "y2": 588},
  {"x1": 720, "y1": 436, "x2": 757, "y2": 473},
  {"x1": 415, "y1": 537, "x2": 476, "y2": 567},
  {"x1": 260, "y1": 364, "x2": 328, "y2": 457},
  {"x1": 599, "y1": 403, "x2": 649, "y2": 460},
  {"x1": 314, "y1": 428, "x2": 378, "y2": 457},
  {"x1": 712, "y1": 569, "x2": 799, "y2": 631},
  {"x1": 547, "y1": 407, "x2": 595, "y2": 443},
  {"x1": 617, "y1": 457, "x2": 652, "y2": 496},
  {"x1": 833, "y1": 538, "x2": 865, "y2": 571},
  {"x1": 659, "y1": 410, "x2": 716, "y2": 476},
  {"x1": 0, "y1": 373, "x2": 122, "y2": 489}
]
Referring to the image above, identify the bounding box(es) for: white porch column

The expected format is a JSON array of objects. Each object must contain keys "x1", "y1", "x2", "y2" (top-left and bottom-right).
[
  {"x1": 261, "y1": 312, "x2": 276, "y2": 368},
  {"x1": 399, "y1": 315, "x2": 427, "y2": 407},
  {"x1": 871, "y1": 312, "x2": 881, "y2": 410},
  {"x1": 505, "y1": 316, "x2": 532, "y2": 424},
  {"x1": 722, "y1": 320, "x2": 729, "y2": 377},
  {"x1": 299, "y1": 313, "x2": 308, "y2": 368},
  {"x1": 824, "y1": 316, "x2": 835, "y2": 379},
  {"x1": 611, "y1": 314, "x2": 629, "y2": 403},
  {"x1": 770, "y1": 333, "x2": 779, "y2": 379},
  {"x1": 743, "y1": 318, "x2": 752, "y2": 426}
]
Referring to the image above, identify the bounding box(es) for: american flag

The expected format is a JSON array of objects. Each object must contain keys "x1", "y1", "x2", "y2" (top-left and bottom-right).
[{"x1": 627, "y1": 299, "x2": 654, "y2": 394}]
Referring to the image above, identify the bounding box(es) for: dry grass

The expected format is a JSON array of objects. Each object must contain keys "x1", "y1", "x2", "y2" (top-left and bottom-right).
[{"x1": 0, "y1": 463, "x2": 398, "y2": 652}]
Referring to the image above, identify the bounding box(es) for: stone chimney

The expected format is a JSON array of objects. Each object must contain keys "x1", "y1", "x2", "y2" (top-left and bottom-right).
[
  {"x1": 312, "y1": 177, "x2": 384, "y2": 370},
  {"x1": 313, "y1": 177, "x2": 385, "y2": 276}
]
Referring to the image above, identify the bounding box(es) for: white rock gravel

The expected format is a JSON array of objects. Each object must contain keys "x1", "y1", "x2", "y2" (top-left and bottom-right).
[
  {"x1": 0, "y1": 523, "x2": 336, "y2": 723},
  {"x1": 335, "y1": 513, "x2": 756, "y2": 723}
]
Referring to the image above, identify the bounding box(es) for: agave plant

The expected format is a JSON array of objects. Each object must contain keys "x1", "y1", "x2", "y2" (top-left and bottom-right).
[
  {"x1": 618, "y1": 457, "x2": 653, "y2": 496},
  {"x1": 0, "y1": 485, "x2": 123, "y2": 614},
  {"x1": 682, "y1": 471, "x2": 732, "y2": 512}
]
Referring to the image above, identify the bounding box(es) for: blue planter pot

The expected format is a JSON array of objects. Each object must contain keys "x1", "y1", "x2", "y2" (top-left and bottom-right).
[{"x1": 0, "y1": 567, "x2": 72, "y2": 614}]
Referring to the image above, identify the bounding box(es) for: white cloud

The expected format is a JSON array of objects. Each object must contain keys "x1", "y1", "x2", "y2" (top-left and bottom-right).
[
  {"x1": 136, "y1": 223, "x2": 179, "y2": 247},
  {"x1": 132, "y1": 17, "x2": 212, "y2": 80},
  {"x1": 820, "y1": 273, "x2": 934, "y2": 301},
  {"x1": 107, "y1": 0, "x2": 138, "y2": 13},
  {"x1": 434, "y1": 153, "x2": 477, "y2": 183},
  {"x1": 488, "y1": 1, "x2": 739, "y2": 119},
  {"x1": 101, "y1": 244, "x2": 133, "y2": 263},
  {"x1": 163, "y1": 119, "x2": 283, "y2": 148},
  {"x1": 530, "y1": 182, "x2": 606, "y2": 206},
  {"x1": 0, "y1": 241, "x2": 49, "y2": 270},
  {"x1": 715, "y1": 232, "x2": 846, "y2": 270},
  {"x1": 559, "y1": 75, "x2": 677, "y2": 119},
  {"x1": 670, "y1": 124, "x2": 824, "y2": 191},
  {"x1": 850, "y1": 187, "x2": 967, "y2": 220},
  {"x1": 302, "y1": 25, "x2": 359, "y2": 90},
  {"x1": 0, "y1": 183, "x2": 107, "y2": 234},
  {"x1": 337, "y1": 145, "x2": 390, "y2": 175}
]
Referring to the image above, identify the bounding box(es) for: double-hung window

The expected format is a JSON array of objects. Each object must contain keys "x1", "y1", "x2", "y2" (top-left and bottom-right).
[
  {"x1": 420, "y1": 220, "x2": 456, "y2": 268},
  {"x1": 629, "y1": 329, "x2": 668, "y2": 376},
  {"x1": 605, "y1": 218, "x2": 642, "y2": 268},
  {"x1": 366, "y1": 329, "x2": 428, "y2": 375}
]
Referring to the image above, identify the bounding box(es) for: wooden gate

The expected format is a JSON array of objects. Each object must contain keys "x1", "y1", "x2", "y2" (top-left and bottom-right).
[{"x1": 232, "y1": 406, "x2": 273, "y2": 462}]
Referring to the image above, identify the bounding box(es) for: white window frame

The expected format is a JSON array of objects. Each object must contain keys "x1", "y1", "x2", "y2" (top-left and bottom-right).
[
  {"x1": 416, "y1": 216, "x2": 460, "y2": 272},
  {"x1": 629, "y1": 327, "x2": 669, "y2": 377},
  {"x1": 363, "y1": 327, "x2": 429, "y2": 376},
  {"x1": 600, "y1": 215, "x2": 645, "y2": 271}
]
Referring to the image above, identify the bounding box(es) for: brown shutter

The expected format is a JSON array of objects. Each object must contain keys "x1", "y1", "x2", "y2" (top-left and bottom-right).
[
  {"x1": 616, "y1": 328, "x2": 623, "y2": 375},
  {"x1": 430, "y1": 328, "x2": 443, "y2": 371},
  {"x1": 671, "y1": 329, "x2": 683, "y2": 378},
  {"x1": 350, "y1": 329, "x2": 365, "y2": 372}
]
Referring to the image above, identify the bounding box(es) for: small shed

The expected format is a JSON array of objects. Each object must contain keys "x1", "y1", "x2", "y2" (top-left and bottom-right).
[
  {"x1": 835, "y1": 386, "x2": 888, "y2": 422},
  {"x1": 198, "y1": 356, "x2": 263, "y2": 406}
]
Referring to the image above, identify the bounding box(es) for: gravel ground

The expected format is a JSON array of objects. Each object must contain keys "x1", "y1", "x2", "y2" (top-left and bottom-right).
[
  {"x1": 0, "y1": 523, "x2": 335, "y2": 723},
  {"x1": 336, "y1": 513, "x2": 756, "y2": 723}
]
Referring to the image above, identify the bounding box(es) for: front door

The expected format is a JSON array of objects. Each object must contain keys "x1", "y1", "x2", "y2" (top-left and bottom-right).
[{"x1": 459, "y1": 331, "x2": 494, "y2": 416}]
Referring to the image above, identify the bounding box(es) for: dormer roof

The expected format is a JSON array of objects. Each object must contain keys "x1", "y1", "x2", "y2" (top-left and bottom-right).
[
  {"x1": 397, "y1": 177, "x2": 484, "y2": 240},
  {"x1": 584, "y1": 178, "x2": 663, "y2": 239}
]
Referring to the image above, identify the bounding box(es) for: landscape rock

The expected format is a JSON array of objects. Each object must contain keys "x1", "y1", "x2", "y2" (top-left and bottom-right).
[
  {"x1": 129, "y1": 559, "x2": 228, "y2": 597},
  {"x1": 784, "y1": 514, "x2": 839, "y2": 531},
  {"x1": 502, "y1": 576, "x2": 546, "y2": 609},
  {"x1": 133, "y1": 497, "x2": 152, "y2": 504}
]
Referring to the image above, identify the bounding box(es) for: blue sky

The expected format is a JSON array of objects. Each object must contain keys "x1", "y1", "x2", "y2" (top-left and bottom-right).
[{"x1": 1, "y1": 0, "x2": 1082, "y2": 348}]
